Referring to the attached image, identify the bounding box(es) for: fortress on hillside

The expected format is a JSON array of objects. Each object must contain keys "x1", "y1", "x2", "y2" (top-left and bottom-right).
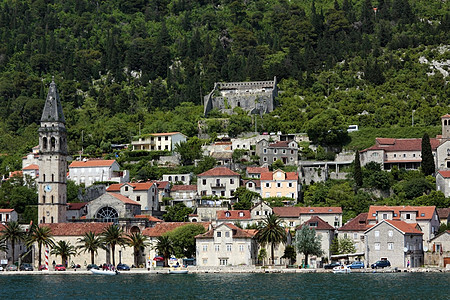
[{"x1": 203, "y1": 77, "x2": 278, "y2": 116}]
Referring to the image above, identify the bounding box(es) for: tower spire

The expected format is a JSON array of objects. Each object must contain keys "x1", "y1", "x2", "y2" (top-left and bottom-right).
[{"x1": 41, "y1": 78, "x2": 65, "y2": 123}]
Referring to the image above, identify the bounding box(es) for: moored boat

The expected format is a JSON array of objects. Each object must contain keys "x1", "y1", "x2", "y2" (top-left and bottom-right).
[
  {"x1": 168, "y1": 267, "x2": 188, "y2": 274},
  {"x1": 90, "y1": 268, "x2": 119, "y2": 275},
  {"x1": 332, "y1": 265, "x2": 351, "y2": 274}
]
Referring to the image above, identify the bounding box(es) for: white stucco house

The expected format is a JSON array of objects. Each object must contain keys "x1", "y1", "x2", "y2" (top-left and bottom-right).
[{"x1": 68, "y1": 160, "x2": 129, "y2": 187}]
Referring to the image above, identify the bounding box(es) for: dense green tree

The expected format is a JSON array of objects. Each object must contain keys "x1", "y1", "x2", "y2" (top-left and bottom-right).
[
  {"x1": 281, "y1": 245, "x2": 297, "y2": 265},
  {"x1": 330, "y1": 237, "x2": 356, "y2": 255},
  {"x1": 163, "y1": 203, "x2": 193, "y2": 222},
  {"x1": 51, "y1": 240, "x2": 77, "y2": 267},
  {"x1": 126, "y1": 232, "x2": 150, "y2": 267},
  {"x1": 165, "y1": 224, "x2": 206, "y2": 258},
  {"x1": 0, "y1": 221, "x2": 25, "y2": 264},
  {"x1": 255, "y1": 214, "x2": 286, "y2": 265},
  {"x1": 295, "y1": 225, "x2": 324, "y2": 268},
  {"x1": 175, "y1": 137, "x2": 203, "y2": 166},
  {"x1": 354, "y1": 150, "x2": 363, "y2": 189},
  {"x1": 233, "y1": 187, "x2": 261, "y2": 210},
  {"x1": 101, "y1": 224, "x2": 127, "y2": 266},
  {"x1": 421, "y1": 133, "x2": 435, "y2": 176},
  {"x1": 77, "y1": 232, "x2": 105, "y2": 265},
  {"x1": 153, "y1": 236, "x2": 174, "y2": 267}
]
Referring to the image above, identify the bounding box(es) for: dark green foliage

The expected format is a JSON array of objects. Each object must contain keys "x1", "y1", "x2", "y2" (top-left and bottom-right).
[
  {"x1": 281, "y1": 245, "x2": 297, "y2": 265},
  {"x1": 233, "y1": 187, "x2": 261, "y2": 210},
  {"x1": 163, "y1": 203, "x2": 193, "y2": 222},
  {"x1": 165, "y1": 224, "x2": 206, "y2": 258},
  {"x1": 354, "y1": 150, "x2": 363, "y2": 189},
  {"x1": 421, "y1": 133, "x2": 435, "y2": 176}
]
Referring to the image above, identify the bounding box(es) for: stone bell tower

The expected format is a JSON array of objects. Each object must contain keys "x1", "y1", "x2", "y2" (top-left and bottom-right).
[{"x1": 38, "y1": 79, "x2": 68, "y2": 224}]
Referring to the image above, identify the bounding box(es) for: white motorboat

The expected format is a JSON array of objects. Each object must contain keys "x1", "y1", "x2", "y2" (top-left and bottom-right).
[
  {"x1": 90, "y1": 268, "x2": 119, "y2": 275},
  {"x1": 332, "y1": 265, "x2": 351, "y2": 274},
  {"x1": 168, "y1": 267, "x2": 188, "y2": 274}
]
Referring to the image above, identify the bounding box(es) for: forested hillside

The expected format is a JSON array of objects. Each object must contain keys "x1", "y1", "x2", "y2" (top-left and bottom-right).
[{"x1": 0, "y1": 0, "x2": 449, "y2": 174}]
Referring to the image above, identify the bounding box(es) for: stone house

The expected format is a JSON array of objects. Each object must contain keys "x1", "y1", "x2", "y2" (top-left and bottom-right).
[
  {"x1": 256, "y1": 140, "x2": 298, "y2": 166},
  {"x1": 425, "y1": 230, "x2": 450, "y2": 267},
  {"x1": 243, "y1": 179, "x2": 261, "y2": 195},
  {"x1": 131, "y1": 132, "x2": 187, "y2": 152},
  {"x1": 367, "y1": 206, "x2": 440, "y2": 244},
  {"x1": 66, "y1": 203, "x2": 88, "y2": 221},
  {"x1": 170, "y1": 185, "x2": 197, "y2": 208},
  {"x1": 162, "y1": 173, "x2": 192, "y2": 185},
  {"x1": 250, "y1": 201, "x2": 273, "y2": 223},
  {"x1": 435, "y1": 171, "x2": 450, "y2": 197},
  {"x1": 68, "y1": 159, "x2": 129, "y2": 187},
  {"x1": 246, "y1": 166, "x2": 269, "y2": 179},
  {"x1": 364, "y1": 220, "x2": 424, "y2": 268},
  {"x1": 22, "y1": 145, "x2": 40, "y2": 169},
  {"x1": 106, "y1": 182, "x2": 159, "y2": 213},
  {"x1": 273, "y1": 206, "x2": 343, "y2": 229},
  {"x1": 86, "y1": 192, "x2": 141, "y2": 221},
  {"x1": 0, "y1": 209, "x2": 18, "y2": 223},
  {"x1": 437, "y1": 208, "x2": 450, "y2": 225},
  {"x1": 22, "y1": 164, "x2": 39, "y2": 179},
  {"x1": 195, "y1": 223, "x2": 257, "y2": 267},
  {"x1": 197, "y1": 167, "x2": 240, "y2": 200},
  {"x1": 155, "y1": 181, "x2": 171, "y2": 204},
  {"x1": 337, "y1": 213, "x2": 369, "y2": 254},
  {"x1": 216, "y1": 210, "x2": 252, "y2": 228},
  {"x1": 260, "y1": 169, "x2": 300, "y2": 201},
  {"x1": 296, "y1": 216, "x2": 335, "y2": 268}
]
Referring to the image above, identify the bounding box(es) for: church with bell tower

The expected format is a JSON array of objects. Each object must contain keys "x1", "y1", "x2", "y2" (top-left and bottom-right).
[{"x1": 38, "y1": 79, "x2": 68, "y2": 224}]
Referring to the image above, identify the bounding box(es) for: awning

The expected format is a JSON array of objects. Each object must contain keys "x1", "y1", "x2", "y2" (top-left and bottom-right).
[
  {"x1": 330, "y1": 252, "x2": 365, "y2": 259},
  {"x1": 153, "y1": 256, "x2": 164, "y2": 261}
]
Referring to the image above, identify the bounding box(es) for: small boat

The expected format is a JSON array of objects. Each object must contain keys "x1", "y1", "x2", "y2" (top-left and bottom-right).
[
  {"x1": 90, "y1": 268, "x2": 119, "y2": 275},
  {"x1": 332, "y1": 265, "x2": 351, "y2": 274},
  {"x1": 168, "y1": 267, "x2": 188, "y2": 274}
]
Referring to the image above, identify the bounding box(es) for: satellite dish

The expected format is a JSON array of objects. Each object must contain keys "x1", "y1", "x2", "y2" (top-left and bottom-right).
[
  {"x1": 424, "y1": 246, "x2": 428, "y2": 252},
  {"x1": 403, "y1": 247, "x2": 408, "y2": 252}
]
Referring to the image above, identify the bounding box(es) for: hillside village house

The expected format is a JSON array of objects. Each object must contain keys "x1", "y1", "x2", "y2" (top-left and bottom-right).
[
  {"x1": 197, "y1": 167, "x2": 240, "y2": 201},
  {"x1": 425, "y1": 230, "x2": 450, "y2": 267},
  {"x1": 195, "y1": 223, "x2": 257, "y2": 267},
  {"x1": 162, "y1": 173, "x2": 192, "y2": 185},
  {"x1": 367, "y1": 206, "x2": 440, "y2": 244},
  {"x1": 246, "y1": 166, "x2": 269, "y2": 179},
  {"x1": 256, "y1": 140, "x2": 298, "y2": 166},
  {"x1": 106, "y1": 182, "x2": 160, "y2": 213},
  {"x1": 216, "y1": 210, "x2": 252, "y2": 228},
  {"x1": 273, "y1": 206, "x2": 343, "y2": 229},
  {"x1": 155, "y1": 181, "x2": 171, "y2": 204},
  {"x1": 66, "y1": 203, "x2": 88, "y2": 221},
  {"x1": 260, "y1": 169, "x2": 300, "y2": 201},
  {"x1": 68, "y1": 160, "x2": 129, "y2": 187},
  {"x1": 435, "y1": 171, "x2": 450, "y2": 197},
  {"x1": 131, "y1": 132, "x2": 187, "y2": 151},
  {"x1": 437, "y1": 208, "x2": 450, "y2": 225},
  {"x1": 296, "y1": 216, "x2": 335, "y2": 268},
  {"x1": 250, "y1": 201, "x2": 273, "y2": 223},
  {"x1": 22, "y1": 164, "x2": 39, "y2": 179},
  {"x1": 337, "y1": 213, "x2": 369, "y2": 255},
  {"x1": 365, "y1": 220, "x2": 424, "y2": 268},
  {"x1": 243, "y1": 179, "x2": 261, "y2": 195},
  {"x1": 22, "y1": 145, "x2": 40, "y2": 169},
  {"x1": 0, "y1": 209, "x2": 18, "y2": 223},
  {"x1": 170, "y1": 185, "x2": 197, "y2": 208}
]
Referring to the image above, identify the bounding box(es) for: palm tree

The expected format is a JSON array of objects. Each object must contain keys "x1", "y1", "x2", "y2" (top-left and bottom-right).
[
  {"x1": 101, "y1": 224, "x2": 126, "y2": 266},
  {"x1": 255, "y1": 214, "x2": 287, "y2": 265},
  {"x1": 51, "y1": 240, "x2": 77, "y2": 267},
  {"x1": 0, "y1": 239, "x2": 8, "y2": 254},
  {"x1": 77, "y1": 231, "x2": 104, "y2": 265},
  {"x1": 0, "y1": 221, "x2": 25, "y2": 264},
  {"x1": 26, "y1": 225, "x2": 55, "y2": 267},
  {"x1": 153, "y1": 236, "x2": 174, "y2": 267},
  {"x1": 127, "y1": 232, "x2": 150, "y2": 267}
]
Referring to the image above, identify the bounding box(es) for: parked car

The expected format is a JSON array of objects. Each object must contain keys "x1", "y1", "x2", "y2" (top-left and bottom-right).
[
  {"x1": 0, "y1": 266, "x2": 4, "y2": 271},
  {"x1": 20, "y1": 263, "x2": 34, "y2": 271},
  {"x1": 348, "y1": 261, "x2": 365, "y2": 269},
  {"x1": 116, "y1": 263, "x2": 130, "y2": 271},
  {"x1": 87, "y1": 264, "x2": 99, "y2": 270},
  {"x1": 324, "y1": 262, "x2": 341, "y2": 269},
  {"x1": 371, "y1": 260, "x2": 391, "y2": 269},
  {"x1": 54, "y1": 264, "x2": 66, "y2": 271},
  {"x1": 6, "y1": 264, "x2": 18, "y2": 271},
  {"x1": 38, "y1": 265, "x2": 47, "y2": 271}
]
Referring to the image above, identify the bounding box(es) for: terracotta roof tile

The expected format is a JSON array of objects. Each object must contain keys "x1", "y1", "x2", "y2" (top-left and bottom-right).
[
  {"x1": 40, "y1": 222, "x2": 112, "y2": 236},
  {"x1": 273, "y1": 206, "x2": 342, "y2": 217},
  {"x1": 437, "y1": 208, "x2": 450, "y2": 219},
  {"x1": 247, "y1": 167, "x2": 269, "y2": 174},
  {"x1": 217, "y1": 210, "x2": 251, "y2": 220},
  {"x1": 269, "y1": 141, "x2": 291, "y2": 148},
  {"x1": 362, "y1": 138, "x2": 440, "y2": 153},
  {"x1": 260, "y1": 170, "x2": 298, "y2": 181},
  {"x1": 67, "y1": 203, "x2": 87, "y2": 210},
  {"x1": 155, "y1": 181, "x2": 170, "y2": 189},
  {"x1": 69, "y1": 160, "x2": 116, "y2": 168},
  {"x1": 296, "y1": 216, "x2": 335, "y2": 230},
  {"x1": 384, "y1": 220, "x2": 423, "y2": 234},
  {"x1": 142, "y1": 222, "x2": 210, "y2": 237},
  {"x1": 108, "y1": 193, "x2": 140, "y2": 205},
  {"x1": 437, "y1": 170, "x2": 450, "y2": 178},
  {"x1": 339, "y1": 213, "x2": 369, "y2": 231},
  {"x1": 243, "y1": 179, "x2": 261, "y2": 188},
  {"x1": 0, "y1": 209, "x2": 14, "y2": 213},
  {"x1": 197, "y1": 167, "x2": 240, "y2": 177},
  {"x1": 106, "y1": 183, "x2": 122, "y2": 192},
  {"x1": 171, "y1": 185, "x2": 197, "y2": 191},
  {"x1": 367, "y1": 205, "x2": 436, "y2": 221},
  {"x1": 23, "y1": 164, "x2": 39, "y2": 170},
  {"x1": 196, "y1": 223, "x2": 256, "y2": 239},
  {"x1": 134, "y1": 215, "x2": 164, "y2": 222}
]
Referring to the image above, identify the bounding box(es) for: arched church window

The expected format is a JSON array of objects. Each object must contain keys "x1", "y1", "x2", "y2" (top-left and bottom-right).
[
  {"x1": 43, "y1": 137, "x2": 48, "y2": 150},
  {"x1": 445, "y1": 120, "x2": 448, "y2": 126},
  {"x1": 51, "y1": 195, "x2": 54, "y2": 204},
  {"x1": 52, "y1": 174, "x2": 54, "y2": 181},
  {"x1": 51, "y1": 137, "x2": 56, "y2": 149},
  {"x1": 130, "y1": 226, "x2": 140, "y2": 233},
  {"x1": 96, "y1": 206, "x2": 119, "y2": 223}
]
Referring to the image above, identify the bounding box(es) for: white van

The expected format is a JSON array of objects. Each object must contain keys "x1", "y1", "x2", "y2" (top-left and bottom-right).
[{"x1": 347, "y1": 125, "x2": 359, "y2": 132}]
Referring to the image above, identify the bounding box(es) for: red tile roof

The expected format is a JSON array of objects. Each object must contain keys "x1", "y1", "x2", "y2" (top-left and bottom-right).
[
  {"x1": 41, "y1": 222, "x2": 112, "y2": 236},
  {"x1": 260, "y1": 170, "x2": 298, "y2": 181},
  {"x1": 196, "y1": 223, "x2": 256, "y2": 239},
  {"x1": 155, "y1": 181, "x2": 170, "y2": 189},
  {"x1": 243, "y1": 179, "x2": 261, "y2": 188},
  {"x1": 142, "y1": 222, "x2": 210, "y2": 237},
  {"x1": 23, "y1": 164, "x2": 39, "y2": 170},
  {"x1": 67, "y1": 203, "x2": 87, "y2": 210},
  {"x1": 361, "y1": 138, "x2": 440, "y2": 153},
  {"x1": 109, "y1": 193, "x2": 140, "y2": 206},
  {"x1": 197, "y1": 167, "x2": 240, "y2": 177},
  {"x1": 269, "y1": 141, "x2": 291, "y2": 148},
  {"x1": 0, "y1": 209, "x2": 14, "y2": 213},
  {"x1": 134, "y1": 215, "x2": 164, "y2": 222},
  {"x1": 106, "y1": 183, "x2": 122, "y2": 192},
  {"x1": 296, "y1": 216, "x2": 335, "y2": 230},
  {"x1": 385, "y1": 220, "x2": 423, "y2": 234},
  {"x1": 247, "y1": 167, "x2": 269, "y2": 174},
  {"x1": 367, "y1": 206, "x2": 436, "y2": 221},
  {"x1": 437, "y1": 170, "x2": 450, "y2": 178},
  {"x1": 171, "y1": 185, "x2": 197, "y2": 191},
  {"x1": 339, "y1": 213, "x2": 369, "y2": 231},
  {"x1": 107, "y1": 182, "x2": 156, "y2": 192},
  {"x1": 217, "y1": 210, "x2": 252, "y2": 220},
  {"x1": 8, "y1": 171, "x2": 23, "y2": 178},
  {"x1": 69, "y1": 160, "x2": 116, "y2": 168},
  {"x1": 273, "y1": 206, "x2": 342, "y2": 217},
  {"x1": 437, "y1": 208, "x2": 450, "y2": 219}
]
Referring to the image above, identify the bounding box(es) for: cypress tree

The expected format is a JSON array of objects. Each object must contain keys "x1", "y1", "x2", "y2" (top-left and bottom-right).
[
  {"x1": 421, "y1": 133, "x2": 435, "y2": 176},
  {"x1": 354, "y1": 150, "x2": 363, "y2": 189}
]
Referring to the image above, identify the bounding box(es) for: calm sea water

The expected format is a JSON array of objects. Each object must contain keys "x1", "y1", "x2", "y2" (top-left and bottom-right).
[{"x1": 0, "y1": 272, "x2": 449, "y2": 299}]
